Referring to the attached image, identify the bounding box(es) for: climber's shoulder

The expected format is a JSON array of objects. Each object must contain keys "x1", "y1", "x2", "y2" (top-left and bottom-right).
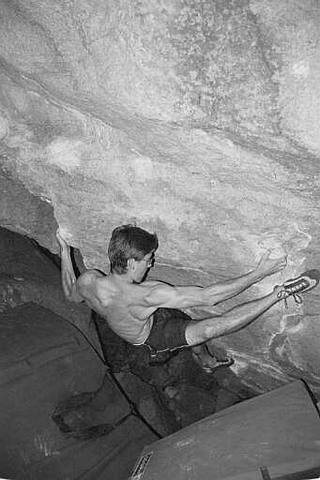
[
  {"x1": 78, "y1": 269, "x2": 105, "y2": 284},
  {"x1": 76, "y1": 269, "x2": 116, "y2": 306},
  {"x1": 77, "y1": 269, "x2": 107, "y2": 294}
]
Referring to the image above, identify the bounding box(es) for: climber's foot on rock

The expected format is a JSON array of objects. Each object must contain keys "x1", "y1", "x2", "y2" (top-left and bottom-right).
[
  {"x1": 192, "y1": 344, "x2": 234, "y2": 374},
  {"x1": 200, "y1": 356, "x2": 234, "y2": 374}
]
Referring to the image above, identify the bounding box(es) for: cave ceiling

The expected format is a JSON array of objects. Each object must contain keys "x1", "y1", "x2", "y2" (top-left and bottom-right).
[{"x1": 0, "y1": 0, "x2": 320, "y2": 395}]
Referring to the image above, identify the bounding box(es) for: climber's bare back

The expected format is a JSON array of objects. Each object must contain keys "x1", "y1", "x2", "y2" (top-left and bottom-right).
[{"x1": 77, "y1": 270, "x2": 158, "y2": 344}]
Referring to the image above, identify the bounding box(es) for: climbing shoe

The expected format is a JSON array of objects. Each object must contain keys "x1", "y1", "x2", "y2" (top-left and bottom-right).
[
  {"x1": 278, "y1": 269, "x2": 320, "y2": 307},
  {"x1": 192, "y1": 344, "x2": 234, "y2": 374}
]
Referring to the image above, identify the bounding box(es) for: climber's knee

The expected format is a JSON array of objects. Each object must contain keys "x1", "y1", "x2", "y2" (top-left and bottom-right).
[{"x1": 185, "y1": 321, "x2": 211, "y2": 346}]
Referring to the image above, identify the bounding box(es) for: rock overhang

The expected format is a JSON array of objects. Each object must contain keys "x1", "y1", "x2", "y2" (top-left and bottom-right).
[{"x1": 0, "y1": 0, "x2": 320, "y2": 395}]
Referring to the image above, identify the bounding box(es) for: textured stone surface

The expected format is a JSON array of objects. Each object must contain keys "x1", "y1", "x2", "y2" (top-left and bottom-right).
[{"x1": 0, "y1": 0, "x2": 320, "y2": 395}]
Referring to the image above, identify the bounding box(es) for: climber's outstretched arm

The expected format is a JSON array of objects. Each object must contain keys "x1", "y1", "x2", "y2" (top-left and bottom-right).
[{"x1": 143, "y1": 251, "x2": 287, "y2": 310}]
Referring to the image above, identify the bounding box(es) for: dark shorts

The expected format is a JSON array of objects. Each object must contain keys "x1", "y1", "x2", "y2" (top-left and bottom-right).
[{"x1": 142, "y1": 308, "x2": 191, "y2": 356}]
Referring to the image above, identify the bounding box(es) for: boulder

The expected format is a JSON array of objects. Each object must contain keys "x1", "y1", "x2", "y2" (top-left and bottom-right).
[{"x1": 0, "y1": 0, "x2": 319, "y2": 395}]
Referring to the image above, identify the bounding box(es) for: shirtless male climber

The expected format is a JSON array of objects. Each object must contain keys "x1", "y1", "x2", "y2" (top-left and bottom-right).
[{"x1": 56, "y1": 224, "x2": 320, "y2": 372}]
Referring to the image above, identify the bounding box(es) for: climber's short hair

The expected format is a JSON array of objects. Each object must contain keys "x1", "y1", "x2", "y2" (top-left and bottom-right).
[{"x1": 108, "y1": 224, "x2": 158, "y2": 274}]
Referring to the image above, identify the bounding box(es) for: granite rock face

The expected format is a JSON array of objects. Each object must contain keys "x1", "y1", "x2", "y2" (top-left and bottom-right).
[{"x1": 0, "y1": 0, "x2": 319, "y2": 395}]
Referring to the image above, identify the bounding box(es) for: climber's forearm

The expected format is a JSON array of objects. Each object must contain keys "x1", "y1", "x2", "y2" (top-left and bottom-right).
[
  {"x1": 203, "y1": 268, "x2": 264, "y2": 305},
  {"x1": 60, "y1": 246, "x2": 83, "y2": 303},
  {"x1": 202, "y1": 251, "x2": 287, "y2": 305}
]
